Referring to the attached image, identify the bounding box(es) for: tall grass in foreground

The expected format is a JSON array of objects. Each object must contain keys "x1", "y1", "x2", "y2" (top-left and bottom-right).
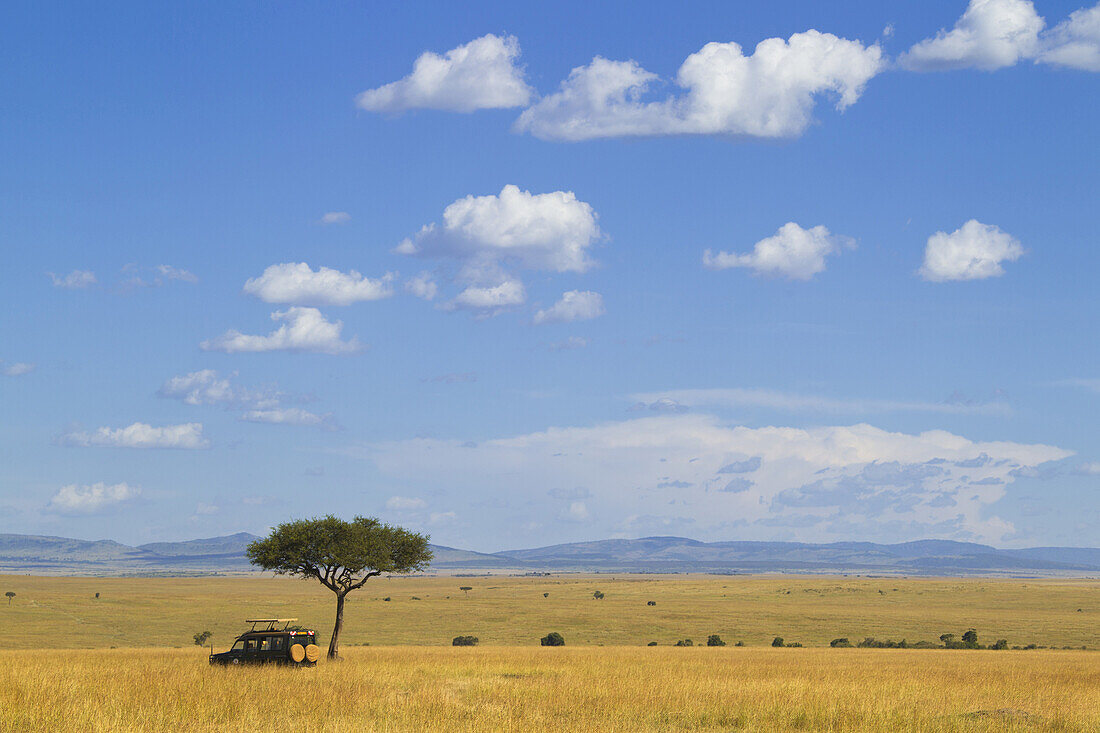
[{"x1": 1, "y1": 647, "x2": 1097, "y2": 732}]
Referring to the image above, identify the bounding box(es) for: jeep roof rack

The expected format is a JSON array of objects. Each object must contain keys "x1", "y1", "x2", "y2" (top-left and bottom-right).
[{"x1": 244, "y1": 618, "x2": 298, "y2": 631}]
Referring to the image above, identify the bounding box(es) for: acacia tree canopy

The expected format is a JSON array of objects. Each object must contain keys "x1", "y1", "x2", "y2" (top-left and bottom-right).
[{"x1": 246, "y1": 515, "x2": 431, "y2": 659}]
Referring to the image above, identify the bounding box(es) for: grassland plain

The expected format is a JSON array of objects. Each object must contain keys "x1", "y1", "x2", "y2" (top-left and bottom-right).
[
  {"x1": 1, "y1": 647, "x2": 1098, "y2": 732},
  {"x1": 2, "y1": 574, "x2": 1099, "y2": 731},
  {"x1": 1, "y1": 573, "x2": 1098, "y2": 650}
]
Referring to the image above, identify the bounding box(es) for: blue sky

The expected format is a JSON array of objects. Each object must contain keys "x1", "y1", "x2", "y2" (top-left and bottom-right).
[{"x1": 2, "y1": 0, "x2": 1099, "y2": 551}]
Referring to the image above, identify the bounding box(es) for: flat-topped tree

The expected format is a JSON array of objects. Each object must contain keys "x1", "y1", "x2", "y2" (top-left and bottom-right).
[{"x1": 246, "y1": 515, "x2": 431, "y2": 660}]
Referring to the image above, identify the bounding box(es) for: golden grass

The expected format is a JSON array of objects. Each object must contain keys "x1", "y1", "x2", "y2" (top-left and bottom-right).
[
  {"x1": 2, "y1": 574, "x2": 1098, "y2": 731},
  {"x1": 1, "y1": 646, "x2": 1098, "y2": 732},
  {"x1": 1, "y1": 573, "x2": 1098, "y2": 650}
]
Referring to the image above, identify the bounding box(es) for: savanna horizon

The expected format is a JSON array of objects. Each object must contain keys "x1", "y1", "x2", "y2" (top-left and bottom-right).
[{"x1": 3, "y1": 573, "x2": 1097, "y2": 650}]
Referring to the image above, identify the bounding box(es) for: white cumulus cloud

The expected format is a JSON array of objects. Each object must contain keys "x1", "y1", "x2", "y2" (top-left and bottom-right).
[
  {"x1": 158, "y1": 369, "x2": 278, "y2": 409},
  {"x1": 49, "y1": 270, "x2": 97, "y2": 289},
  {"x1": 357, "y1": 34, "x2": 533, "y2": 113},
  {"x1": 515, "y1": 30, "x2": 884, "y2": 141},
  {"x1": 405, "y1": 271, "x2": 439, "y2": 300},
  {"x1": 704, "y1": 223, "x2": 851, "y2": 280},
  {"x1": 320, "y1": 211, "x2": 351, "y2": 225},
  {"x1": 901, "y1": 0, "x2": 1045, "y2": 71},
  {"x1": 2, "y1": 362, "x2": 36, "y2": 377},
  {"x1": 201, "y1": 307, "x2": 361, "y2": 355},
  {"x1": 239, "y1": 407, "x2": 337, "y2": 430},
  {"x1": 386, "y1": 496, "x2": 427, "y2": 511},
  {"x1": 1039, "y1": 3, "x2": 1100, "y2": 70},
  {"x1": 534, "y1": 290, "x2": 605, "y2": 325},
  {"x1": 919, "y1": 220, "x2": 1024, "y2": 282},
  {"x1": 243, "y1": 263, "x2": 395, "y2": 306},
  {"x1": 399, "y1": 185, "x2": 602, "y2": 315},
  {"x1": 398, "y1": 185, "x2": 601, "y2": 273},
  {"x1": 155, "y1": 265, "x2": 198, "y2": 284},
  {"x1": 448, "y1": 279, "x2": 526, "y2": 312},
  {"x1": 47, "y1": 482, "x2": 141, "y2": 514},
  {"x1": 900, "y1": 0, "x2": 1100, "y2": 72},
  {"x1": 60, "y1": 422, "x2": 209, "y2": 449}
]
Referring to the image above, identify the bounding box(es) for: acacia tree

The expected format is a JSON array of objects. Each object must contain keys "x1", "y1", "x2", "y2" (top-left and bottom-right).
[{"x1": 246, "y1": 515, "x2": 431, "y2": 660}]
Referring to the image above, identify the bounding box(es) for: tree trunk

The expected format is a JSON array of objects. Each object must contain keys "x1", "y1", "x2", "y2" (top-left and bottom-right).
[{"x1": 328, "y1": 591, "x2": 346, "y2": 660}]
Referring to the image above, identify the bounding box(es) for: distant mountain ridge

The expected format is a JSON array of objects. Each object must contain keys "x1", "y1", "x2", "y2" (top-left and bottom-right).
[{"x1": 1, "y1": 532, "x2": 1098, "y2": 576}]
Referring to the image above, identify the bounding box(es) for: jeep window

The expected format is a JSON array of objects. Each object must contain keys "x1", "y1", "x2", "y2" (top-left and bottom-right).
[
  {"x1": 245, "y1": 638, "x2": 260, "y2": 653},
  {"x1": 270, "y1": 636, "x2": 285, "y2": 651},
  {"x1": 260, "y1": 637, "x2": 271, "y2": 651},
  {"x1": 231, "y1": 640, "x2": 244, "y2": 652}
]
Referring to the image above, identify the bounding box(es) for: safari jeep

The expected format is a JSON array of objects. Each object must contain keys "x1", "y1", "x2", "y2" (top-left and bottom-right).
[{"x1": 209, "y1": 618, "x2": 321, "y2": 666}]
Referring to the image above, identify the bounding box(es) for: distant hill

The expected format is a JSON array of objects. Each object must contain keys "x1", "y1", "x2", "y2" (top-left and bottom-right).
[{"x1": 1, "y1": 532, "x2": 1098, "y2": 576}]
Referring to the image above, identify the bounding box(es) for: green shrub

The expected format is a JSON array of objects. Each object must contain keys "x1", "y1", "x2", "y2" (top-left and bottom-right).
[
  {"x1": 992, "y1": 639, "x2": 1008, "y2": 650},
  {"x1": 830, "y1": 638, "x2": 851, "y2": 648},
  {"x1": 857, "y1": 638, "x2": 908, "y2": 648},
  {"x1": 646, "y1": 600, "x2": 656, "y2": 606},
  {"x1": 771, "y1": 637, "x2": 784, "y2": 647},
  {"x1": 452, "y1": 635, "x2": 479, "y2": 646},
  {"x1": 706, "y1": 634, "x2": 726, "y2": 647},
  {"x1": 540, "y1": 632, "x2": 565, "y2": 647},
  {"x1": 647, "y1": 641, "x2": 658, "y2": 646},
  {"x1": 593, "y1": 591, "x2": 605, "y2": 600},
  {"x1": 674, "y1": 639, "x2": 693, "y2": 647},
  {"x1": 192, "y1": 630, "x2": 212, "y2": 646}
]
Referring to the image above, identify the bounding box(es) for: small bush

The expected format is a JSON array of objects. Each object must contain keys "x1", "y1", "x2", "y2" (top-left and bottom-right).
[
  {"x1": 193, "y1": 630, "x2": 212, "y2": 646},
  {"x1": 383, "y1": 597, "x2": 391, "y2": 602},
  {"x1": 992, "y1": 639, "x2": 1008, "y2": 650},
  {"x1": 706, "y1": 634, "x2": 726, "y2": 647},
  {"x1": 734, "y1": 641, "x2": 745, "y2": 647},
  {"x1": 786, "y1": 642, "x2": 803, "y2": 648},
  {"x1": 540, "y1": 632, "x2": 565, "y2": 647},
  {"x1": 593, "y1": 590, "x2": 605, "y2": 600},
  {"x1": 857, "y1": 637, "x2": 908, "y2": 648},
  {"x1": 646, "y1": 600, "x2": 656, "y2": 606},
  {"x1": 830, "y1": 638, "x2": 851, "y2": 648},
  {"x1": 674, "y1": 639, "x2": 693, "y2": 647},
  {"x1": 771, "y1": 637, "x2": 784, "y2": 647},
  {"x1": 647, "y1": 641, "x2": 658, "y2": 646},
  {"x1": 543, "y1": 593, "x2": 549, "y2": 598},
  {"x1": 452, "y1": 635, "x2": 479, "y2": 646}
]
